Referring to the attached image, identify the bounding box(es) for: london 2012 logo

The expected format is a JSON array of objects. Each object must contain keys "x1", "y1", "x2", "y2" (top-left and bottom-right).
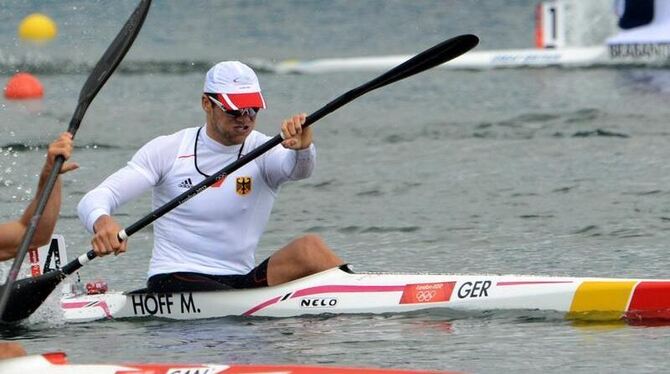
[
  {"x1": 416, "y1": 290, "x2": 437, "y2": 302},
  {"x1": 399, "y1": 282, "x2": 456, "y2": 304}
]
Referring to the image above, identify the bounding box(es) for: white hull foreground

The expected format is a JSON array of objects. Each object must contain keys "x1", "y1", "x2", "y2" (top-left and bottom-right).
[
  {"x1": 61, "y1": 264, "x2": 670, "y2": 323},
  {"x1": 0, "y1": 352, "x2": 453, "y2": 374}
]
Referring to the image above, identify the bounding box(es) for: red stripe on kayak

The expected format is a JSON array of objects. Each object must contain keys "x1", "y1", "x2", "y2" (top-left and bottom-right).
[
  {"x1": 626, "y1": 281, "x2": 670, "y2": 320},
  {"x1": 62, "y1": 300, "x2": 112, "y2": 319},
  {"x1": 61, "y1": 301, "x2": 90, "y2": 309},
  {"x1": 242, "y1": 296, "x2": 282, "y2": 316},
  {"x1": 497, "y1": 281, "x2": 574, "y2": 286},
  {"x1": 291, "y1": 285, "x2": 405, "y2": 298}
]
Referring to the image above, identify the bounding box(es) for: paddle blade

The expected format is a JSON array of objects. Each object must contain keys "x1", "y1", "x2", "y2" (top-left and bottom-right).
[
  {"x1": 365, "y1": 34, "x2": 479, "y2": 93},
  {"x1": 0, "y1": 270, "x2": 65, "y2": 323},
  {"x1": 306, "y1": 34, "x2": 479, "y2": 126},
  {"x1": 69, "y1": 0, "x2": 152, "y2": 133}
]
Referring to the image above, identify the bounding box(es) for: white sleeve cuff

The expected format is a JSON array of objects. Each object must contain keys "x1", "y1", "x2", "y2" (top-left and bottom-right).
[
  {"x1": 83, "y1": 208, "x2": 110, "y2": 233},
  {"x1": 289, "y1": 143, "x2": 316, "y2": 180},
  {"x1": 295, "y1": 143, "x2": 316, "y2": 160}
]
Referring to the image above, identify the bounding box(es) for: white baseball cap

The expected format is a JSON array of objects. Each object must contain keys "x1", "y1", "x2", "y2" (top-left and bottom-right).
[{"x1": 203, "y1": 61, "x2": 266, "y2": 110}]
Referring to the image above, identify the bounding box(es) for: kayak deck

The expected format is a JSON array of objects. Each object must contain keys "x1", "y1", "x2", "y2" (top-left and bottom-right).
[{"x1": 60, "y1": 265, "x2": 670, "y2": 323}]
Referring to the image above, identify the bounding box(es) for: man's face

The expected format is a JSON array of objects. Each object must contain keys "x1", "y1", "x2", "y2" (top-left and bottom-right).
[{"x1": 204, "y1": 95, "x2": 258, "y2": 146}]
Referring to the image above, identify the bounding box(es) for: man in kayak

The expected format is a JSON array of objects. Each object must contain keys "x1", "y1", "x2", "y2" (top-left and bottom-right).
[
  {"x1": 0, "y1": 132, "x2": 77, "y2": 359},
  {"x1": 78, "y1": 61, "x2": 343, "y2": 292}
]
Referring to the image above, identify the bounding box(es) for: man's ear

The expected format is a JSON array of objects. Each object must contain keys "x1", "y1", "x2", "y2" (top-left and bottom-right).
[{"x1": 201, "y1": 95, "x2": 210, "y2": 110}]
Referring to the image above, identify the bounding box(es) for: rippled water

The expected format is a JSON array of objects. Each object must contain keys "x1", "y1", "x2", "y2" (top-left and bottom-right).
[{"x1": 2, "y1": 1, "x2": 670, "y2": 373}]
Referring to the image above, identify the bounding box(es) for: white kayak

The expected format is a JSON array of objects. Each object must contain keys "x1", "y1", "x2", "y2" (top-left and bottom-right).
[
  {"x1": 60, "y1": 264, "x2": 670, "y2": 323},
  {"x1": 270, "y1": 47, "x2": 595, "y2": 73},
  {"x1": 0, "y1": 352, "x2": 453, "y2": 374},
  {"x1": 265, "y1": 44, "x2": 670, "y2": 74}
]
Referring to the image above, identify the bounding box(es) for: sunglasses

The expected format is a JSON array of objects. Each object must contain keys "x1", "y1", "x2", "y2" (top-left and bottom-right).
[{"x1": 207, "y1": 95, "x2": 260, "y2": 120}]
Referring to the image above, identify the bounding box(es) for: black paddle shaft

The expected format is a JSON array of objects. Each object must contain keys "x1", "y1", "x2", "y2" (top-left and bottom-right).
[
  {"x1": 0, "y1": 0, "x2": 152, "y2": 322},
  {"x1": 60, "y1": 34, "x2": 480, "y2": 275}
]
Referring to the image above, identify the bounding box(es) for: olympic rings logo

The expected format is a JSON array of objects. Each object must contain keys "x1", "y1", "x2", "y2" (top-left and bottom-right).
[{"x1": 416, "y1": 290, "x2": 437, "y2": 302}]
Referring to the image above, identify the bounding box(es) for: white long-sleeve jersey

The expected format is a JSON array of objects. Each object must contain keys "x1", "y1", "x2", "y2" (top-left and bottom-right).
[{"x1": 78, "y1": 126, "x2": 315, "y2": 277}]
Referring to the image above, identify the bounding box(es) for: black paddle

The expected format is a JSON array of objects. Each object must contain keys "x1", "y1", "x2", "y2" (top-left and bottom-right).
[
  {"x1": 0, "y1": 33, "x2": 479, "y2": 322},
  {"x1": 0, "y1": 0, "x2": 152, "y2": 323}
]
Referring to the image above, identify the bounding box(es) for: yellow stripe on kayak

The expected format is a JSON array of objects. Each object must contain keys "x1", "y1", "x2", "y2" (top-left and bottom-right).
[{"x1": 568, "y1": 281, "x2": 637, "y2": 320}]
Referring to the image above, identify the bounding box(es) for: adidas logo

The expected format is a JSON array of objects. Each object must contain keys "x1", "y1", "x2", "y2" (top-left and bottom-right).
[{"x1": 178, "y1": 178, "x2": 193, "y2": 189}]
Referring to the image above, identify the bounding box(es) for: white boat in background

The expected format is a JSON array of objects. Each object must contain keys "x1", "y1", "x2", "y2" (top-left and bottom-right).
[
  {"x1": 0, "y1": 352, "x2": 453, "y2": 374},
  {"x1": 270, "y1": 46, "x2": 616, "y2": 73},
  {"x1": 259, "y1": 0, "x2": 670, "y2": 73},
  {"x1": 60, "y1": 264, "x2": 670, "y2": 324}
]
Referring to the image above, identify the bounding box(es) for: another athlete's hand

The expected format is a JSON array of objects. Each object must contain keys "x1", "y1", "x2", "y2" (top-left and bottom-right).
[{"x1": 43, "y1": 132, "x2": 79, "y2": 176}]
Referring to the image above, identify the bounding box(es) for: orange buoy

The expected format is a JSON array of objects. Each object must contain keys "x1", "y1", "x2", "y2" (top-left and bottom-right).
[{"x1": 4, "y1": 72, "x2": 44, "y2": 99}]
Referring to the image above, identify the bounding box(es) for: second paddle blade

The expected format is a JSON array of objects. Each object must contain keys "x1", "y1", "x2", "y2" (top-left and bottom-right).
[{"x1": 0, "y1": 270, "x2": 65, "y2": 323}]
